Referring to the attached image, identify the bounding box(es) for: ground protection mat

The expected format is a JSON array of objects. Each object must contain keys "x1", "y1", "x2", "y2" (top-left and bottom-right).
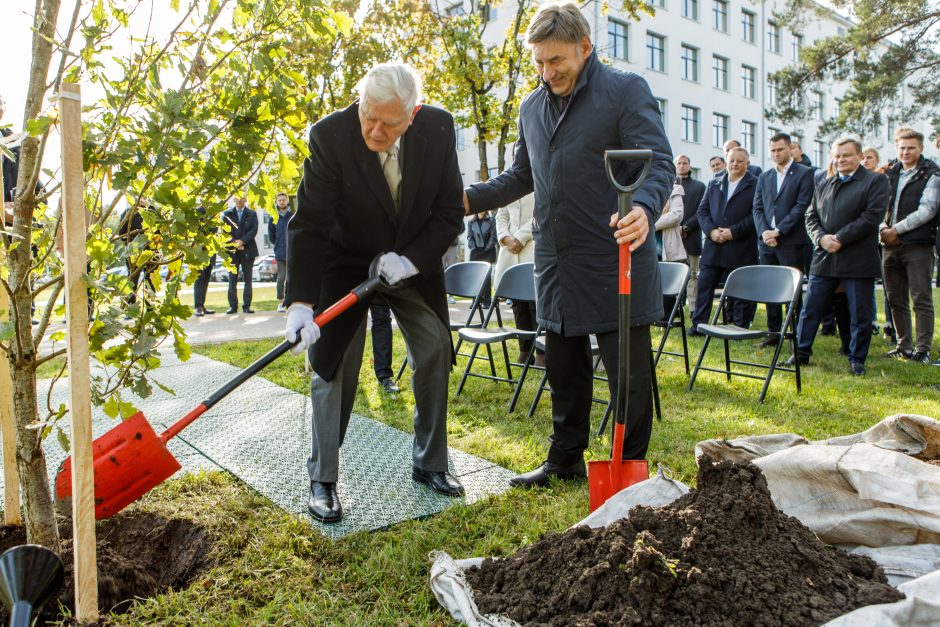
[{"x1": 2, "y1": 351, "x2": 513, "y2": 538}]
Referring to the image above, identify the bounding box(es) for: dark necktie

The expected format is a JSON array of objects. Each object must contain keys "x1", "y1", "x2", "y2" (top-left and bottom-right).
[{"x1": 560, "y1": 96, "x2": 570, "y2": 112}]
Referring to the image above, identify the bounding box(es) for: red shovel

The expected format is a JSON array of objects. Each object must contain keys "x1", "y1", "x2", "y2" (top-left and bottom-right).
[
  {"x1": 56, "y1": 276, "x2": 381, "y2": 520},
  {"x1": 588, "y1": 149, "x2": 653, "y2": 512}
]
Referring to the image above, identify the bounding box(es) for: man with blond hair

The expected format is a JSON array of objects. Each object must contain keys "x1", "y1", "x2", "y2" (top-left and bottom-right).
[
  {"x1": 464, "y1": 1, "x2": 674, "y2": 487},
  {"x1": 785, "y1": 138, "x2": 889, "y2": 375},
  {"x1": 879, "y1": 127, "x2": 939, "y2": 364}
]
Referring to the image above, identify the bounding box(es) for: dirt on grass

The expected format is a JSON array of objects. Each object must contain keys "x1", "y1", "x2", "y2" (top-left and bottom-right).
[
  {"x1": 0, "y1": 511, "x2": 213, "y2": 624},
  {"x1": 465, "y1": 458, "x2": 904, "y2": 626}
]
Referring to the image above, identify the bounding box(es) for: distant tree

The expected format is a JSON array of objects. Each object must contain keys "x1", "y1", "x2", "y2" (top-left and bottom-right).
[{"x1": 769, "y1": 0, "x2": 940, "y2": 137}]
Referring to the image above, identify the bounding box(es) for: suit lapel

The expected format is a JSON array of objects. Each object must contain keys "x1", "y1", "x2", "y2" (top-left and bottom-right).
[
  {"x1": 399, "y1": 126, "x2": 427, "y2": 228},
  {"x1": 774, "y1": 167, "x2": 795, "y2": 200}
]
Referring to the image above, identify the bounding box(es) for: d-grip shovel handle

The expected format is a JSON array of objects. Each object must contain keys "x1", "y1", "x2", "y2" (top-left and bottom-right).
[
  {"x1": 604, "y1": 149, "x2": 653, "y2": 219},
  {"x1": 160, "y1": 275, "x2": 382, "y2": 443}
]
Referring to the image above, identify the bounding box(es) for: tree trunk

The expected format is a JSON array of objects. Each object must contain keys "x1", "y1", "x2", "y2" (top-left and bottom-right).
[
  {"x1": 7, "y1": 0, "x2": 62, "y2": 551},
  {"x1": 476, "y1": 135, "x2": 489, "y2": 183}
]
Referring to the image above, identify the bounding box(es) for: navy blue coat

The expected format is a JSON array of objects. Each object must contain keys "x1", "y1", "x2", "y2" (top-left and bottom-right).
[
  {"x1": 268, "y1": 209, "x2": 292, "y2": 261},
  {"x1": 697, "y1": 171, "x2": 759, "y2": 268},
  {"x1": 222, "y1": 206, "x2": 259, "y2": 258},
  {"x1": 752, "y1": 163, "x2": 815, "y2": 252},
  {"x1": 465, "y1": 49, "x2": 673, "y2": 333}
]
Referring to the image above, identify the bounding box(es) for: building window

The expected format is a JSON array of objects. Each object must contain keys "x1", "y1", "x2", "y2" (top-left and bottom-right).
[
  {"x1": 646, "y1": 32, "x2": 666, "y2": 72},
  {"x1": 682, "y1": 0, "x2": 698, "y2": 20},
  {"x1": 456, "y1": 127, "x2": 465, "y2": 151},
  {"x1": 691, "y1": 166, "x2": 701, "y2": 179},
  {"x1": 814, "y1": 140, "x2": 827, "y2": 169},
  {"x1": 742, "y1": 121, "x2": 756, "y2": 155},
  {"x1": 682, "y1": 105, "x2": 700, "y2": 142},
  {"x1": 713, "y1": 0, "x2": 728, "y2": 32},
  {"x1": 712, "y1": 113, "x2": 730, "y2": 147},
  {"x1": 741, "y1": 9, "x2": 755, "y2": 43},
  {"x1": 681, "y1": 44, "x2": 699, "y2": 81},
  {"x1": 445, "y1": 2, "x2": 466, "y2": 17},
  {"x1": 741, "y1": 65, "x2": 756, "y2": 99},
  {"x1": 811, "y1": 90, "x2": 825, "y2": 121},
  {"x1": 886, "y1": 119, "x2": 896, "y2": 142},
  {"x1": 792, "y1": 133, "x2": 803, "y2": 149},
  {"x1": 792, "y1": 34, "x2": 803, "y2": 62},
  {"x1": 767, "y1": 21, "x2": 781, "y2": 53},
  {"x1": 767, "y1": 126, "x2": 781, "y2": 142},
  {"x1": 767, "y1": 75, "x2": 778, "y2": 107},
  {"x1": 608, "y1": 19, "x2": 629, "y2": 60},
  {"x1": 712, "y1": 55, "x2": 729, "y2": 90},
  {"x1": 655, "y1": 98, "x2": 667, "y2": 129},
  {"x1": 648, "y1": 0, "x2": 666, "y2": 8}
]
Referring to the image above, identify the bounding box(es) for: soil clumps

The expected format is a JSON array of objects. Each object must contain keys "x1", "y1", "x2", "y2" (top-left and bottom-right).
[
  {"x1": 0, "y1": 511, "x2": 213, "y2": 623},
  {"x1": 465, "y1": 459, "x2": 903, "y2": 626}
]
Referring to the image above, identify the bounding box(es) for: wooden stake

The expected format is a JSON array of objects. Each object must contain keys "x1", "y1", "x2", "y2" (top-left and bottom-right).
[
  {"x1": 59, "y1": 82, "x2": 98, "y2": 623},
  {"x1": 0, "y1": 161, "x2": 20, "y2": 525}
]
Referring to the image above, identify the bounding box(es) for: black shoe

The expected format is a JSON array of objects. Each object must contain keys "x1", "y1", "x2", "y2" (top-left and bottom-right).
[
  {"x1": 884, "y1": 327, "x2": 897, "y2": 343},
  {"x1": 850, "y1": 361, "x2": 866, "y2": 376},
  {"x1": 782, "y1": 355, "x2": 809, "y2": 367},
  {"x1": 193, "y1": 308, "x2": 205, "y2": 317},
  {"x1": 378, "y1": 377, "x2": 400, "y2": 394},
  {"x1": 412, "y1": 467, "x2": 465, "y2": 496},
  {"x1": 225, "y1": 307, "x2": 238, "y2": 314},
  {"x1": 820, "y1": 326, "x2": 836, "y2": 337},
  {"x1": 509, "y1": 460, "x2": 587, "y2": 488},
  {"x1": 242, "y1": 307, "x2": 255, "y2": 314},
  {"x1": 755, "y1": 334, "x2": 780, "y2": 348},
  {"x1": 308, "y1": 481, "x2": 342, "y2": 523},
  {"x1": 688, "y1": 327, "x2": 704, "y2": 337},
  {"x1": 884, "y1": 348, "x2": 913, "y2": 360},
  {"x1": 203, "y1": 308, "x2": 215, "y2": 315},
  {"x1": 910, "y1": 351, "x2": 931, "y2": 364}
]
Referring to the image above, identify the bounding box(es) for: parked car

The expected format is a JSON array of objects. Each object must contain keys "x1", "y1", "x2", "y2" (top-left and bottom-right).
[
  {"x1": 211, "y1": 258, "x2": 239, "y2": 282},
  {"x1": 254, "y1": 256, "x2": 278, "y2": 282}
]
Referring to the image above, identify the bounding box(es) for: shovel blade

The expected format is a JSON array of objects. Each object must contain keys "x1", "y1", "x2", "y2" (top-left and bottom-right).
[
  {"x1": 587, "y1": 459, "x2": 649, "y2": 512},
  {"x1": 55, "y1": 412, "x2": 181, "y2": 520}
]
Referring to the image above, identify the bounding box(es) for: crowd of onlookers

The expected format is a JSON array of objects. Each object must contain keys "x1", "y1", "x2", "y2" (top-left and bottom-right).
[{"x1": 662, "y1": 129, "x2": 940, "y2": 378}]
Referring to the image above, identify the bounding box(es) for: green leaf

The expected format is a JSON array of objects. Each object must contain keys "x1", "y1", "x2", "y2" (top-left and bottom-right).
[
  {"x1": 103, "y1": 396, "x2": 119, "y2": 418},
  {"x1": 118, "y1": 400, "x2": 137, "y2": 418},
  {"x1": 92, "y1": 0, "x2": 106, "y2": 25},
  {"x1": 56, "y1": 427, "x2": 71, "y2": 454},
  {"x1": 25, "y1": 116, "x2": 54, "y2": 137}
]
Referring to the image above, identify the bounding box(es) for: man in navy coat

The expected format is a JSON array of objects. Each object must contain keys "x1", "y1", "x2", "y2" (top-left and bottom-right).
[
  {"x1": 752, "y1": 132, "x2": 815, "y2": 345},
  {"x1": 691, "y1": 147, "x2": 758, "y2": 333},
  {"x1": 222, "y1": 196, "x2": 259, "y2": 313}
]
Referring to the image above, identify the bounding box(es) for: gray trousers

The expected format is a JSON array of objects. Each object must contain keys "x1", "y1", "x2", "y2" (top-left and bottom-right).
[
  {"x1": 686, "y1": 255, "x2": 699, "y2": 310},
  {"x1": 883, "y1": 244, "x2": 935, "y2": 354},
  {"x1": 307, "y1": 285, "x2": 453, "y2": 483}
]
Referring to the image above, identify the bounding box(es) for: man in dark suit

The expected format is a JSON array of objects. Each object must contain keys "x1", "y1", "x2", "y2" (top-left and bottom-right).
[
  {"x1": 785, "y1": 138, "x2": 889, "y2": 375},
  {"x1": 283, "y1": 63, "x2": 466, "y2": 523},
  {"x1": 691, "y1": 146, "x2": 759, "y2": 333},
  {"x1": 676, "y1": 154, "x2": 706, "y2": 307},
  {"x1": 222, "y1": 196, "x2": 259, "y2": 313},
  {"x1": 752, "y1": 132, "x2": 815, "y2": 346}
]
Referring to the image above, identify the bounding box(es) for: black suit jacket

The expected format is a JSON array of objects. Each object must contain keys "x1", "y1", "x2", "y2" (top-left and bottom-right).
[
  {"x1": 678, "y1": 176, "x2": 706, "y2": 256},
  {"x1": 222, "y1": 206, "x2": 260, "y2": 258},
  {"x1": 753, "y1": 163, "x2": 815, "y2": 251},
  {"x1": 285, "y1": 101, "x2": 464, "y2": 380},
  {"x1": 697, "y1": 171, "x2": 758, "y2": 268},
  {"x1": 805, "y1": 167, "x2": 888, "y2": 278}
]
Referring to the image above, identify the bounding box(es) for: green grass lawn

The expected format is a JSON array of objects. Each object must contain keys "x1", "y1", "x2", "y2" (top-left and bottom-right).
[{"x1": 87, "y1": 302, "x2": 940, "y2": 624}]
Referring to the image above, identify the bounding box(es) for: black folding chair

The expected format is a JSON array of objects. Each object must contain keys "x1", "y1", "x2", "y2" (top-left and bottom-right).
[
  {"x1": 396, "y1": 260, "x2": 491, "y2": 382},
  {"x1": 454, "y1": 263, "x2": 538, "y2": 401},
  {"x1": 653, "y1": 261, "x2": 692, "y2": 374},
  {"x1": 687, "y1": 265, "x2": 803, "y2": 404}
]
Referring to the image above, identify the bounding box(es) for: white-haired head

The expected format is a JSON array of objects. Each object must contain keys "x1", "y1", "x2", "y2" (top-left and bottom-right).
[{"x1": 358, "y1": 63, "x2": 422, "y2": 113}]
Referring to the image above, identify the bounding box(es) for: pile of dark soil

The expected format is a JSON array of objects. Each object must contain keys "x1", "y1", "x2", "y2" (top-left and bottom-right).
[
  {"x1": 465, "y1": 459, "x2": 904, "y2": 626},
  {"x1": 0, "y1": 511, "x2": 213, "y2": 624}
]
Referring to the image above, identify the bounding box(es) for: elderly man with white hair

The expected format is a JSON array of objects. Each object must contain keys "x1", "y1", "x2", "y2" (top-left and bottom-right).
[{"x1": 283, "y1": 63, "x2": 466, "y2": 523}]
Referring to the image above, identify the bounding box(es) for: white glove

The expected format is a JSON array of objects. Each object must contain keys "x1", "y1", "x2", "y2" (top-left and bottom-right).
[
  {"x1": 285, "y1": 303, "x2": 321, "y2": 356},
  {"x1": 377, "y1": 252, "x2": 419, "y2": 285}
]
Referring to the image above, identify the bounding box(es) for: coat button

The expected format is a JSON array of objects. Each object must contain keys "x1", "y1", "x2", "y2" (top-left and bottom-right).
[{"x1": 549, "y1": 144, "x2": 555, "y2": 152}]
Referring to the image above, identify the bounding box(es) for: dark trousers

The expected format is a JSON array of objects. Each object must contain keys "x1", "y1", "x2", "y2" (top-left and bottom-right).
[
  {"x1": 692, "y1": 263, "x2": 757, "y2": 329},
  {"x1": 796, "y1": 275, "x2": 874, "y2": 364},
  {"x1": 227, "y1": 252, "x2": 255, "y2": 310},
  {"x1": 193, "y1": 254, "x2": 215, "y2": 309},
  {"x1": 760, "y1": 245, "x2": 804, "y2": 332},
  {"x1": 276, "y1": 259, "x2": 287, "y2": 301},
  {"x1": 545, "y1": 325, "x2": 653, "y2": 464},
  {"x1": 370, "y1": 302, "x2": 393, "y2": 380},
  {"x1": 883, "y1": 244, "x2": 935, "y2": 354},
  {"x1": 512, "y1": 300, "x2": 539, "y2": 353}
]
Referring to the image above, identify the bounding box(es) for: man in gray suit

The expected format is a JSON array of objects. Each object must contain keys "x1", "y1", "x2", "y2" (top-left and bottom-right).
[{"x1": 284, "y1": 63, "x2": 466, "y2": 522}]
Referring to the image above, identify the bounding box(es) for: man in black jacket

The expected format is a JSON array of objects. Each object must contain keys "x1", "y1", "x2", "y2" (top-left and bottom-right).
[
  {"x1": 879, "y1": 128, "x2": 939, "y2": 364},
  {"x1": 676, "y1": 154, "x2": 705, "y2": 307},
  {"x1": 786, "y1": 138, "x2": 889, "y2": 375},
  {"x1": 691, "y1": 147, "x2": 758, "y2": 333},
  {"x1": 222, "y1": 196, "x2": 259, "y2": 314}
]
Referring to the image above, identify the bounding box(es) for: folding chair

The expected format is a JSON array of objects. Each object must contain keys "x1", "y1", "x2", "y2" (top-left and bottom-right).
[
  {"x1": 653, "y1": 261, "x2": 691, "y2": 374},
  {"x1": 687, "y1": 265, "x2": 803, "y2": 404},
  {"x1": 454, "y1": 263, "x2": 537, "y2": 402},
  {"x1": 395, "y1": 260, "x2": 491, "y2": 382}
]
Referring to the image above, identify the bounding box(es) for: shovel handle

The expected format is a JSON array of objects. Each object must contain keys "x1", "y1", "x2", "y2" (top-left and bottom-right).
[{"x1": 160, "y1": 276, "x2": 381, "y2": 443}]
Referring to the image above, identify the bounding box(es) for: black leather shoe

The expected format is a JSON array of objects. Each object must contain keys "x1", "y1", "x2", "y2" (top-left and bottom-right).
[
  {"x1": 225, "y1": 307, "x2": 238, "y2": 314},
  {"x1": 203, "y1": 308, "x2": 215, "y2": 315},
  {"x1": 193, "y1": 308, "x2": 205, "y2": 317},
  {"x1": 378, "y1": 377, "x2": 400, "y2": 394},
  {"x1": 782, "y1": 355, "x2": 809, "y2": 367},
  {"x1": 509, "y1": 460, "x2": 587, "y2": 488},
  {"x1": 308, "y1": 481, "x2": 342, "y2": 523},
  {"x1": 755, "y1": 334, "x2": 780, "y2": 348},
  {"x1": 412, "y1": 467, "x2": 465, "y2": 496},
  {"x1": 242, "y1": 307, "x2": 255, "y2": 314},
  {"x1": 688, "y1": 327, "x2": 704, "y2": 337},
  {"x1": 850, "y1": 361, "x2": 866, "y2": 376}
]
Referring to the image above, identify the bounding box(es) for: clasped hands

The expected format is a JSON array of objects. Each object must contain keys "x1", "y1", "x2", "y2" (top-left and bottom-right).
[
  {"x1": 709, "y1": 228, "x2": 734, "y2": 244},
  {"x1": 819, "y1": 234, "x2": 842, "y2": 253},
  {"x1": 879, "y1": 227, "x2": 900, "y2": 246},
  {"x1": 761, "y1": 229, "x2": 780, "y2": 248},
  {"x1": 501, "y1": 235, "x2": 524, "y2": 255}
]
